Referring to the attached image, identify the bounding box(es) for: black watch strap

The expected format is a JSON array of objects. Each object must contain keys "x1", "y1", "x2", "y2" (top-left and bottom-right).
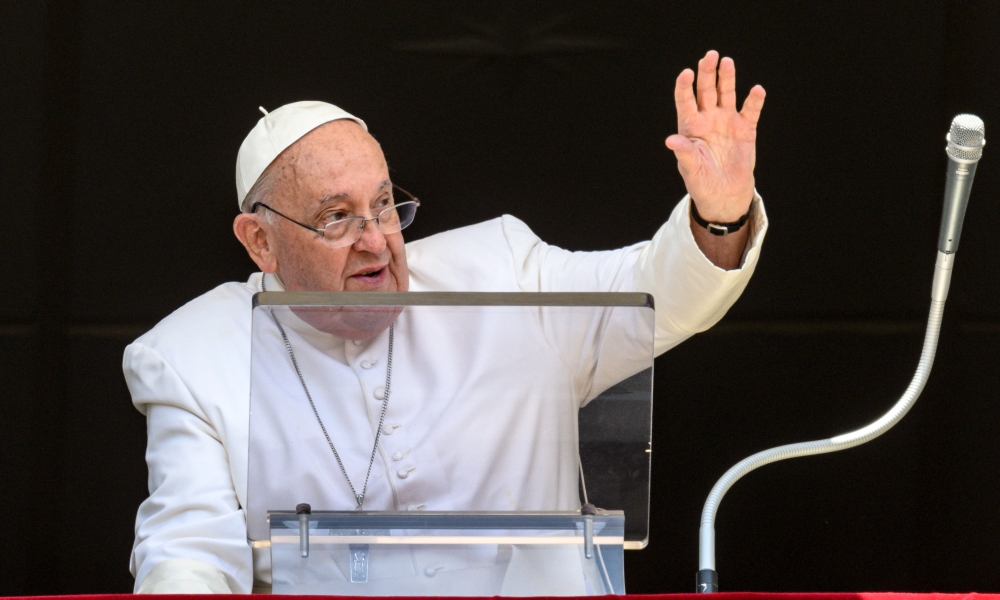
[{"x1": 691, "y1": 199, "x2": 753, "y2": 236}]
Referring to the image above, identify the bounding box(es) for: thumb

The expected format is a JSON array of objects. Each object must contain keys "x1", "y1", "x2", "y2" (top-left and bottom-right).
[{"x1": 665, "y1": 134, "x2": 698, "y2": 167}]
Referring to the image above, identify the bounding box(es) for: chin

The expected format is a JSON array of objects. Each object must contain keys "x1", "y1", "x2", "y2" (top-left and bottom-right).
[
  {"x1": 341, "y1": 305, "x2": 402, "y2": 339},
  {"x1": 295, "y1": 305, "x2": 402, "y2": 341},
  {"x1": 295, "y1": 269, "x2": 402, "y2": 339}
]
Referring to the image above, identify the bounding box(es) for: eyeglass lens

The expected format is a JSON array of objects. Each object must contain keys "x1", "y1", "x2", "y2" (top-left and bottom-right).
[{"x1": 322, "y1": 200, "x2": 418, "y2": 247}]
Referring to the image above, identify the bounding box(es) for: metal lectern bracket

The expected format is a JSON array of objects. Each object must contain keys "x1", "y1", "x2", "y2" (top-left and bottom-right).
[
  {"x1": 582, "y1": 503, "x2": 597, "y2": 559},
  {"x1": 294, "y1": 502, "x2": 368, "y2": 583},
  {"x1": 296, "y1": 503, "x2": 311, "y2": 559}
]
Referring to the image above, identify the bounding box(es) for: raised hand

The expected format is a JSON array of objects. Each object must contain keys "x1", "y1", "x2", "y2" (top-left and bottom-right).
[{"x1": 666, "y1": 50, "x2": 765, "y2": 223}]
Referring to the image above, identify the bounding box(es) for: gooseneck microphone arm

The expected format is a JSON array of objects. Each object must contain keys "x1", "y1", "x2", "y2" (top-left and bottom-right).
[{"x1": 696, "y1": 115, "x2": 986, "y2": 593}]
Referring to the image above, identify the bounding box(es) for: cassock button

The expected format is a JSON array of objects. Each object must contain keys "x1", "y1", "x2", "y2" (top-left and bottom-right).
[
  {"x1": 382, "y1": 423, "x2": 400, "y2": 435},
  {"x1": 373, "y1": 386, "x2": 385, "y2": 400},
  {"x1": 424, "y1": 566, "x2": 442, "y2": 577},
  {"x1": 391, "y1": 448, "x2": 410, "y2": 461},
  {"x1": 397, "y1": 466, "x2": 416, "y2": 479},
  {"x1": 361, "y1": 359, "x2": 378, "y2": 369},
  {"x1": 408, "y1": 503, "x2": 426, "y2": 511}
]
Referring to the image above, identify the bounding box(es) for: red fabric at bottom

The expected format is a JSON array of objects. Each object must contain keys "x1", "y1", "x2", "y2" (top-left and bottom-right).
[{"x1": 5, "y1": 593, "x2": 997, "y2": 600}]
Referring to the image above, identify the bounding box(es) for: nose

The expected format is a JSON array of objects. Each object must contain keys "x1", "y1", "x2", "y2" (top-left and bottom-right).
[{"x1": 352, "y1": 217, "x2": 387, "y2": 253}]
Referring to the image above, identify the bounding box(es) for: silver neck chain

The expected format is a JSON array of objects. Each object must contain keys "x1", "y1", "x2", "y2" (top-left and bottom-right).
[{"x1": 262, "y1": 275, "x2": 394, "y2": 510}]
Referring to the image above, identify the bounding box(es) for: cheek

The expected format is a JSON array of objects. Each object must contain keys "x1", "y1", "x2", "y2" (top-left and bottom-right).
[
  {"x1": 321, "y1": 248, "x2": 351, "y2": 280},
  {"x1": 387, "y1": 236, "x2": 409, "y2": 291},
  {"x1": 315, "y1": 248, "x2": 354, "y2": 291},
  {"x1": 277, "y1": 234, "x2": 352, "y2": 291}
]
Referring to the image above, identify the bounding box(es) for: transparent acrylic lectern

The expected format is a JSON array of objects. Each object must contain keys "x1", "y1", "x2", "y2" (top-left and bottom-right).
[{"x1": 247, "y1": 292, "x2": 654, "y2": 595}]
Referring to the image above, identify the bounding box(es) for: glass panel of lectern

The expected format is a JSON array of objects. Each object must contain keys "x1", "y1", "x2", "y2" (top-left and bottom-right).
[{"x1": 247, "y1": 292, "x2": 654, "y2": 595}]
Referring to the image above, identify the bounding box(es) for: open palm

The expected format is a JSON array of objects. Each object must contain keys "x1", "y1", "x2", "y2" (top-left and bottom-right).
[{"x1": 666, "y1": 51, "x2": 765, "y2": 223}]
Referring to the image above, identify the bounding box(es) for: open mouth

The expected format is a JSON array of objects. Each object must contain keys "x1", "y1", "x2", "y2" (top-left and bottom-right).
[{"x1": 354, "y1": 266, "x2": 385, "y2": 278}]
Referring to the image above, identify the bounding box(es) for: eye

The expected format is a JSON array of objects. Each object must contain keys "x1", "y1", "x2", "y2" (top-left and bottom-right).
[
  {"x1": 374, "y1": 195, "x2": 392, "y2": 209},
  {"x1": 323, "y1": 211, "x2": 349, "y2": 224}
]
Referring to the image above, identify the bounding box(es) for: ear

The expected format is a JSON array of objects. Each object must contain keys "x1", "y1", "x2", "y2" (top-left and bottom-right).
[{"x1": 233, "y1": 212, "x2": 278, "y2": 273}]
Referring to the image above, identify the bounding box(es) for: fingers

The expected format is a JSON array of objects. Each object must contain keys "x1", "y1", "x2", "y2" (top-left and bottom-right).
[
  {"x1": 677, "y1": 51, "x2": 763, "y2": 130},
  {"x1": 696, "y1": 50, "x2": 719, "y2": 110},
  {"x1": 740, "y1": 84, "x2": 767, "y2": 126},
  {"x1": 674, "y1": 68, "x2": 697, "y2": 124},
  {"x1": 717, "y1": 56, "x2": 737, "y2": 110}
]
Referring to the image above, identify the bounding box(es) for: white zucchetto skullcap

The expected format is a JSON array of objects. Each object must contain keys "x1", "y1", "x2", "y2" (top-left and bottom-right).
[{"x1": 235, "y1": 101, "x2": 367, "y2": 208}]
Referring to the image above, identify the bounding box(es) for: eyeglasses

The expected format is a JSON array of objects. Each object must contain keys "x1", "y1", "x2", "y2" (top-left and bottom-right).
[{"x1": 252, "y1": 185, "x2": 420, "y2": 249}]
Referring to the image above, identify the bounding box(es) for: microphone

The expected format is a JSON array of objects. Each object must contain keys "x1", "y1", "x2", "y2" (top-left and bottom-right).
[
  {"x1": 931, "y1": 114, "x2": 985, "y2": 304},
  {"x1": 695, "y1": 115, "x2": 985, "y2": 593},
  {"x1": 939, "y1": 114, "x2": 986, "y2": 255}
]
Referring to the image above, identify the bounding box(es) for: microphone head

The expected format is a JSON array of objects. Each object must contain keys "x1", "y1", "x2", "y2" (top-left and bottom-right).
[{"x1": 947, "y1": 114, "x2": 985, "y2": 162}]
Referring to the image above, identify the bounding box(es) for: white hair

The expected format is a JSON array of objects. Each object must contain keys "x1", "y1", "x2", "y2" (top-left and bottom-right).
[{"x1": 240, "y1": 167, "x2": 277, "y2": 223}]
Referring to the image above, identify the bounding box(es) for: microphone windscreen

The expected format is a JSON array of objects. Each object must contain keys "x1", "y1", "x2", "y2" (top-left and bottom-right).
[{"x1": 947, "y1": 114, "x2": 985, "y2": 162}]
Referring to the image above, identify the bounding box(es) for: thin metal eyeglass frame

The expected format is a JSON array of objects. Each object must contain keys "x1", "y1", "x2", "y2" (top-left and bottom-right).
[{"x1": 251, "y1": 186, "x2": 420, "y2": 248}]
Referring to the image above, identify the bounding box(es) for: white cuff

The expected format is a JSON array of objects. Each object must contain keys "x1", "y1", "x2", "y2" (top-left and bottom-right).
[
  {"x1": 685, "y1": 191, "x2": 767, "y2": 271},
  {"x1": 136, "y1": 558, "x2": 233, "y2": 594},
  {"x1": 634, "y1": 192, "x2": 769, "y2": 355}
]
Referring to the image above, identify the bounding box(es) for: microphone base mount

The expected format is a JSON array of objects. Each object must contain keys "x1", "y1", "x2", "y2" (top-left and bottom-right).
[{"x1": 696, "y1": 569, "x2": 718, "y2": 593}]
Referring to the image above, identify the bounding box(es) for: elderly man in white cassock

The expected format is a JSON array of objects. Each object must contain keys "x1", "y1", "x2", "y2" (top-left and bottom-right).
[{"x1": 124, "y1": 51, "x2": 769, "y2": 593}]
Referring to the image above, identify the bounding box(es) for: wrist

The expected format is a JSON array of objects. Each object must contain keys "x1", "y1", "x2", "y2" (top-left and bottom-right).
[
  {"x1": 689, "y1": 193, "x2": 754, "y2": 221},
  {"x1": 690, "y1": 197, "x2": 753, "y2": 236}
]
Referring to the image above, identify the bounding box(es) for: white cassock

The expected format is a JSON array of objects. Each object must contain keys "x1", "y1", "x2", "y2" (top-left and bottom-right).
[{"x1": 125, "y1": 196, "x2": 768, "y2": 593}]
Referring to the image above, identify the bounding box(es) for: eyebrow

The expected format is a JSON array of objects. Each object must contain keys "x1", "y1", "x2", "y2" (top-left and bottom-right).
[{"x1": 316, "y1": 180, "x2": 392, "y2": 206}]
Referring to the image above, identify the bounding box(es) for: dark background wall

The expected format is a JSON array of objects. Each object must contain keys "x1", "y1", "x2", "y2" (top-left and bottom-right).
[{"x1": 1, "y1": 0, "x2": 998, "y2": 594}]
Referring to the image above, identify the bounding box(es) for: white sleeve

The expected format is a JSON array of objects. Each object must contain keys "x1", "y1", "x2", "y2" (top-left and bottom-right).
[
  {"x1": 499, "y1": 193, "x2": 768, "y2": 397},
  {"x1": 125, "y1": 342, "x2": 253, "y2": 593},
  {"x1": 634, "y1": 192, "x2": 768, "y2": 356}
]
